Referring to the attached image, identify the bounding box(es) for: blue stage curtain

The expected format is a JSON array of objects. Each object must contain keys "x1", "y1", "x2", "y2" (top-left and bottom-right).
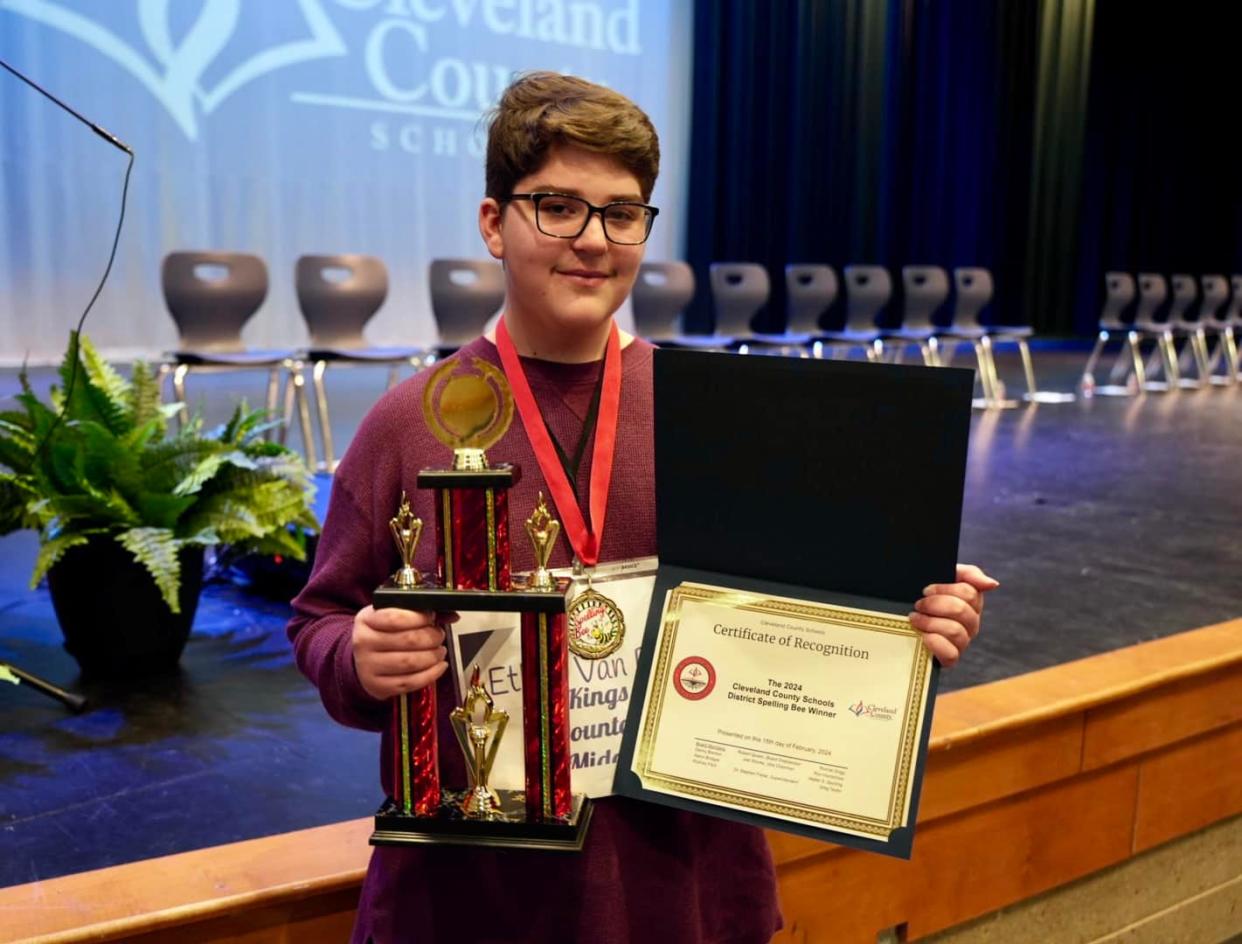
[
  {"x1": 1072, "y1": 1, "x2": 1242, "y2": 333},
  {"x1": 684, "y1": 0, "x2": 1097, "y2": 335}
]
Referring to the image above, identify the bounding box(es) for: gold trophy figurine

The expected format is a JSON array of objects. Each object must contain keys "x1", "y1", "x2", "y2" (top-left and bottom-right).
[
  {"x1": 388, "y1": 492, "x2": 423, "y2": 589},
  {"x1": 450, "y1": 667, "x2": 510, "y2": 818},
  {"x1": 525, "y1": 492, "x2": 560, "y2": 592}
]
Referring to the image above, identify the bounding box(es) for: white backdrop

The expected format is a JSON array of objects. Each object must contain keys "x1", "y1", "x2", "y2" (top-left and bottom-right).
[{"x1": 0, "y1": 0, "x2": 692, "y2": 364}]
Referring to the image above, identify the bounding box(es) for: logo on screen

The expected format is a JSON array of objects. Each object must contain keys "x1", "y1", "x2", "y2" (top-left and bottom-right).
[{"x1": 0, "y1": 0, "x2": 346, "y2": 140}]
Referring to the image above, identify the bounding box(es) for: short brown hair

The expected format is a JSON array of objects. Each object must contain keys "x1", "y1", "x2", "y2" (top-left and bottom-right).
[{"x1": 485, "y1": 72, "x2": 660, "y2": 202}]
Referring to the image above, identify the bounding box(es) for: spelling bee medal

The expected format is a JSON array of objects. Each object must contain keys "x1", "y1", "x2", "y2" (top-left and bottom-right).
[{"x1": 567, "y1": 578, "x2": 626, "y2": 659}]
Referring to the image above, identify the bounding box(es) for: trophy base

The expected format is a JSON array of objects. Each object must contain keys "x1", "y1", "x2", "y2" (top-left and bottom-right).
[{"x1": 370, "y1": 791, "x2": 593, "y2": 852}]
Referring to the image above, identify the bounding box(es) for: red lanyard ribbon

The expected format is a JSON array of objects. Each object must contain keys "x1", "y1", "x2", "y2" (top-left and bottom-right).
[{"x1": 495, "y1": 317, "x2": 621, "y2": 567}]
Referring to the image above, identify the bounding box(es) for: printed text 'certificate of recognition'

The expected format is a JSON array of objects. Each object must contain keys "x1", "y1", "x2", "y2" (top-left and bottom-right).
[{"x1": 630, "y1": 582, "x2": 932, "y2": 842}]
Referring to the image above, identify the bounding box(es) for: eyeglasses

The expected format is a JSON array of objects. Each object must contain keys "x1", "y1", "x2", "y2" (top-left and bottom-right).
[{"x1": 504, "y1": 192, "x2": 659, "y2": 245}]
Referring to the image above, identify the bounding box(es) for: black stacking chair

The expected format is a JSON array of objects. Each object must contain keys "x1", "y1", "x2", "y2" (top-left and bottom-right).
[
  {"x1": 159, "y1": 251, "x2": 293, "y2": 432},
  {"x1": 785, "y1": 264, "x2": 838, "y2": 350},
  {"x1": 291, "y1": 254, "x2": 425, "y2": 472},
  {"x1": 1204, "y1": 275, "x2": 1242, "y2": 385},
  {"x1": 1081, "y1": 272, "x2": 1142, "y2": 397},
  {"x1": 428, "y1": 259, "x2": 506, "y2": 358},
  {"x1": 819, "y1": 265, "x2": 889, "y2": 362},
  {"x1": 1131, "y1": 273, "x2": 1179, "y2": 391},
  {"x1": 1163, "y1": 274, "x2": 1216, "y2": 388},
  {"x1": 885, "y1": 265, "x2": 948, "y2": 367},
  {"x1": 630, "y1": 261, "x2": 696, "y2": 343},
  {"x1": 1143, "y1": 274, "x2": 1197, "y2": 388},
  {"x1": 935, "y1": 268, "x2": 1004, "y2": 407},
  {"x1": 710, "y1": 262, "x2": 769, "y2": 337},
  {"x1": 953, "y1": 270, "x2": 1073, "y2": 407}
]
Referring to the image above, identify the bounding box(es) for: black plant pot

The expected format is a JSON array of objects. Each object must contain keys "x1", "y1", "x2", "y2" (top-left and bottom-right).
[{"x1": 46, "y1": 538, "x2": 205, "y2": 679}]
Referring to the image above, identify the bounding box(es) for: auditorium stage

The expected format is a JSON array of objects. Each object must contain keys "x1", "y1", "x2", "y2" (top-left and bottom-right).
[{"x1": 1, "y1": 345, "x2": 1240, "y2": 936}]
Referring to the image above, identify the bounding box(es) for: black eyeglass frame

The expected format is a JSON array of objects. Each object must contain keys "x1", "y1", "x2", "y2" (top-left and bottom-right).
[{"x1": 503, "y1": 192, "x2": 660, "y2": 245}]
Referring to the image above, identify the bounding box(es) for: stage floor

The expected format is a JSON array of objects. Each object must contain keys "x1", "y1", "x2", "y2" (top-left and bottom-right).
[{"x1": 2, "y1": 345, "x2": 1240, "y2": 888}]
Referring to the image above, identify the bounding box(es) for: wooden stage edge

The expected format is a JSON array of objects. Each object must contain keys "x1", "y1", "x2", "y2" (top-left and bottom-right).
[{"x1": 4, "y1": 618, "x2": 1242, "y2": 944}]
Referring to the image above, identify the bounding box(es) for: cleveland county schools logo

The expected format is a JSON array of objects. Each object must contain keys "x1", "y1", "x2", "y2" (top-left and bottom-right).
[
  {"x1": 672, "y1": 656, "x2": 716, "y2": 701},
  {"x1": 0, "y1": 0, "x2": 346, "y2": 140},
  {"x1": 848, "y1": 699, "x2": 898, "y2": 721}
]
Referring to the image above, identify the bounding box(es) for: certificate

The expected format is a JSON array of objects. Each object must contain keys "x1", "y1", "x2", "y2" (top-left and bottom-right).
[
  {"x1": 613, "y1": 348, "x2": 971, "y2": 859},
  {"x1": 625, "y1": 581, "x2": 933, "y2": 852}
]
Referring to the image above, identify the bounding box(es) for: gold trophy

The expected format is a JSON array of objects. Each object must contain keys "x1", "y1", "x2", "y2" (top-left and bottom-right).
[
  {"x1": 450, "y1": 667, "x2": 509, "y2": 818},
  {"x1": 525, "y1": 493, "x2": 559, "y2": 592},
  {"x1": 388, "y1": 492, "x2": 422, "y2": 589},
  {"x1": 370, "y1": 356, "x2": 591, "y2": 850}
]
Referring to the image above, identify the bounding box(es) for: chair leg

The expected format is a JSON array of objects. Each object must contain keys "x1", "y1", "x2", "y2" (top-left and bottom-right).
[
  {"x1": 1224, "y1": 329, "x2": 1240, "y2": 384},
  {"x1": 980, "y1": 335, "x2": 1014, "y2": 408},
  {"x1": 865, "y1": 339, "x2": 883, "y2": 363},
  {"x1": 1142, "y1": 340, "x2": 1167, "y2": 387},
  {"x1": 971, "y1": 339, "x2": 997, "y2": 407},
  {"x1": 387, "y1": 365, "x2": 401, "y2": 391},
  {"x1": 264, "y1": 367, "x2": 281, "y2": 436},
  {"x1": 1018, "y1": 339, "x2": 1038, "y2": 398},
  {"x1": 1127, "y1": 332, "x2": 1147, "y2": 389},
  {"x1": 291, "y1": 364, "x2": 318, "y2": 472},
  {"x1": 1107, "y1": 337, "x2": 1133, "y2": 384},
  {"x1": 918, "y1": 340, "x2": 937, "y2": 367},
  {"x1": 1081, "y1": 331, "x2": 1108, "y2": 386},
  {"x1": 311, "y1": 360, "x2": 336, "y2": 474},
  {"x1": 1162, "y1": 331, "x2": 1182, "y2": 387},
  {"x1": 1192, "y1": 330, "x2": 1211, "y2": 382},
  {"x1": 1205, "y1": 333, "x2": 1224, "y2": 376},
  {"x1": 172, "y1": 364, "x2": 190, "y2": 429},
  {"x1": 1085, "y1": 331, "x2": 1138, "y2": 397},
  {"x1": 279, "y1": 360, "x2": 298, "y2": 446},
  {"x1": 1171, "y1": 335, "x2": 1199, "y2": 389},
  {"x1": 157, "y1": 363, "x2": 171, "y2": 403},
  {"x1": 1175, "y1": 337, "x2": 1195, "y2": 374},
  {"x1": 1016, "y1": 339, "x2": 1074, "y2": 404}
]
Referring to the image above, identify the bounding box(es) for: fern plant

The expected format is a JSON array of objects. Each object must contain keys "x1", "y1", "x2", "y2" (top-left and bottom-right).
[{"x1": 0, "y1": 332, "x2": 318, "y2": 613}]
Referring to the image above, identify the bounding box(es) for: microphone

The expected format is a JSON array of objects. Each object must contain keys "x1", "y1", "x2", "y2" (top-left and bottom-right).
[
  {"x1": 1, "y1": 56, "x2": 135, "y2": 464},
  {"x1": 1, "y1": 57, "x2": 133, "y2": 154},
  {"x1": 0, "y1": 661, "x2": 88, "y2": 712}
]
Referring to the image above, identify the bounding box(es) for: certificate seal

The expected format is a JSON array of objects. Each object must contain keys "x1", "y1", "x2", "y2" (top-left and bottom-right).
[
  {"x1": 672, "y1": 656, "x2": 716, "y2": 700},
  {"x1": 568, "y1": 588, "x2": 626, "y2": 659}
]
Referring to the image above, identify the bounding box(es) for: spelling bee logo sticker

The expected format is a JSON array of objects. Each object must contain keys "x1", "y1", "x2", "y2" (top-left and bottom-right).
[{"x1": 672, "y1": 656, "x2": 716, "y2": 701}]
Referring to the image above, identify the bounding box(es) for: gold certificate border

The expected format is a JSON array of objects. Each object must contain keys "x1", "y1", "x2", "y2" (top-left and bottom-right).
[{"x1": 634, "y1": 583, "x2": 930, "y2": 839}]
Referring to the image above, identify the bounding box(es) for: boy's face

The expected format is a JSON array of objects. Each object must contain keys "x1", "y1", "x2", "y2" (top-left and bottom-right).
[{"x1": 479, "y1": 144, "x2": 647, "y2": 348}]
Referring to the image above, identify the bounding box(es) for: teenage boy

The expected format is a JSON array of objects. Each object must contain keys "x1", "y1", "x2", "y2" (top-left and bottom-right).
[{"x1": 289, "y1": 71, "x2": 997, "y2": 944}]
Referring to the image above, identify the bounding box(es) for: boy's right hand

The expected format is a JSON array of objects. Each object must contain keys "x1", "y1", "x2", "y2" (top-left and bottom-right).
[{"x1": 352, "y1": 605, "x2": 454, "y2": 700}]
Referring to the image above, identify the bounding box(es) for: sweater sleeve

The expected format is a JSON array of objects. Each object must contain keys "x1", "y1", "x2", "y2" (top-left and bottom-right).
[{"x1": 286, "y1": 436, "x2": 395, "y2": 733}]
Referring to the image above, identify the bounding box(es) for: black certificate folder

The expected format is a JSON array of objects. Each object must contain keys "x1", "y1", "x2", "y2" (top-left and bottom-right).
[{"x1": 613, "y1": 349, "x2": 973, "y2": 859}]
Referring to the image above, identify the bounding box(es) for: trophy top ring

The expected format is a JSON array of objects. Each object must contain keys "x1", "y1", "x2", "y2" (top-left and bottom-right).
[{"x1": 422, "y1": 355, "x2": 515, "y2": 458}]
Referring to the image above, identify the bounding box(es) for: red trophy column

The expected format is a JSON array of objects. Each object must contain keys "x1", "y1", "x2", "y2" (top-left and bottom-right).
[
  {"x1": 520, "y1": 610, "x2": 573, "y2": 820},
  {"x1": 395, "y1": 482, "x2": 512, "y2": 815}
]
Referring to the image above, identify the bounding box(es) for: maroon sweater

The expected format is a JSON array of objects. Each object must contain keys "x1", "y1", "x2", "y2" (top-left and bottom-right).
[{"x1": 288, "y1": 337, "x2": 781, "y2": 944}]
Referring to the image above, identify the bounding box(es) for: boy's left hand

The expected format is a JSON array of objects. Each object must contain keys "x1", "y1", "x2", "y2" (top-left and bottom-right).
[{"x1": 909, "y1": 564, "x2": 999, "y2": 667}]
